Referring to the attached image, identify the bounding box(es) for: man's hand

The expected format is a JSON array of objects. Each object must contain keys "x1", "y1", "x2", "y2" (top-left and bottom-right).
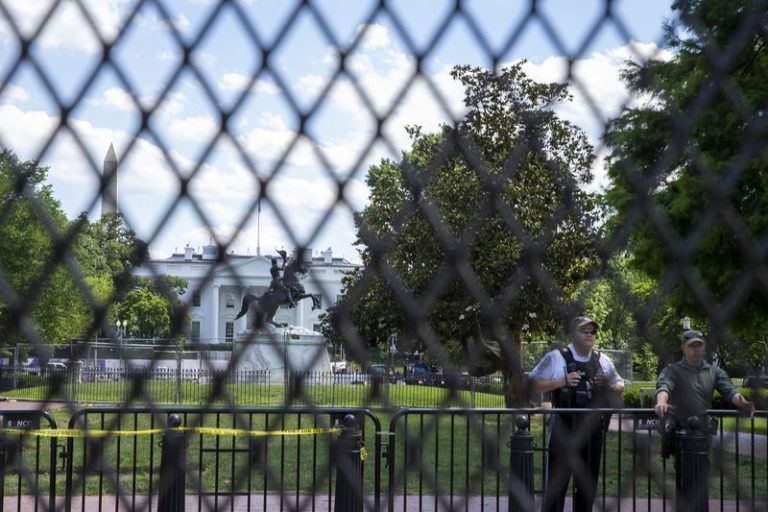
[
  {"x1": 592, "y1": 373, "x2": 607, "y2": 388},
  {"x1": 654, "y1": 402, "x2": 672, "y2": 419},
  {"x1": 565, "y1": 371, "x2": 582, "y2": 387},
  {"x1": 733, "y1": 394, "x2": 755, "y2": 418}
]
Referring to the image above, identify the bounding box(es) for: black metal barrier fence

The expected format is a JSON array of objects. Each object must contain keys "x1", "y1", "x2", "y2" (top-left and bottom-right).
[{"x1": 0, "y1": 407, "x2": 765, "y2": 511}]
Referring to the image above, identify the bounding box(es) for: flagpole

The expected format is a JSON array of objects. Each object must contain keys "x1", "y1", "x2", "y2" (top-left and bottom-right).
[{"x1": 256, "y1": 199, "x2": 261, "y2": 257}]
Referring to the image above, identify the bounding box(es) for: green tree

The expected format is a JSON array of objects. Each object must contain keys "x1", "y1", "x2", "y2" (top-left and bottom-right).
[
  {"x1": 0, "y1": 150, "x2": 91, "y2": 345},
  {"x1": 117, "y1": 288, "x2": 171, "y2": 339},
  {"x1": 345, "y1": 64, "x2": 601, "y2": 405},
  {"x1": 604, "y1": 0, "x2": 768, "y2": 368},
  {"x1": 130, "y1": 275, "x2": 188, "y2": 338},
  {"x1": 571, "y1": 256, "x2": 662, "y2": 379}
]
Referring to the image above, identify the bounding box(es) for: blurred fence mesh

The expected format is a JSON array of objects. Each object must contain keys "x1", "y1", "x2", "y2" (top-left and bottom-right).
[{"x1": 0, "y1": 0, "x2": 767, "y2": 509}]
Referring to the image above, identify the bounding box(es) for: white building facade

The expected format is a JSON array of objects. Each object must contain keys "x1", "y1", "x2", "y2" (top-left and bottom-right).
[{"x1": 134, "y1": 246, "x2": 357, "y2": 343}]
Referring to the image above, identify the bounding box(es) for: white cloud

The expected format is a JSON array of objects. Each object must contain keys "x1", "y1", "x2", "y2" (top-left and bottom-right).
[
  {"x1": 3, "y1": 84, "x2": 29, "y2": 103},
  {"x1": 89, "y1": 87, "x2": 136, "y2": 111},
  {"x1": 218, "y1": 73, "x2": 278, "y2": 95},
  {"x1": 168, "y1": 114, "x2": 219, "y2": 143},
  {"x1": 0, "y1": 0, "x2": 127, "y2": 53},
  {"x1": 357, "y1": 23, "x2": 390, "y2": 50}
]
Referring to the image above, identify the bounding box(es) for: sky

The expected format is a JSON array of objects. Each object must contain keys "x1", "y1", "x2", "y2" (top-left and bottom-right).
[{"x1": 0, "y1": 0, "x2": 675, "y2": 263}]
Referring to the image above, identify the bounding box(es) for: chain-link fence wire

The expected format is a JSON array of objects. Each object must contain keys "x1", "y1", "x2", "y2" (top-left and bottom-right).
[{"x1": 1, "y1": 0, "x2": 767, "y2": 508}]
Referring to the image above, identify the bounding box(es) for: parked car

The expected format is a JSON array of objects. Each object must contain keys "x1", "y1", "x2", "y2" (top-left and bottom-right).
[
  {"x1": 45, "y1": 362, "x2": 67, "y2": 375},
  {"x1": 404, "y1": 363, "x2": 445, "y2": 386},
  {"x1": 742, "y1": 375, "x2": 768, "y2": 387}
]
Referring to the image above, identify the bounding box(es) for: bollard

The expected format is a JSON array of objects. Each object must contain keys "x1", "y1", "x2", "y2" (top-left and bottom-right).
[
  {"x1": 508, "y1": 415, "x2": 534, "y2": 512},
  {"x1": 158, "y1": 414, "x2": 186, "y2": 512},
  {"x1": 334, "y1": 414, "x2": 364, "y2": 512},
  {"x1": 677, "y1": 416, "x2": 709, "y2": 512}
]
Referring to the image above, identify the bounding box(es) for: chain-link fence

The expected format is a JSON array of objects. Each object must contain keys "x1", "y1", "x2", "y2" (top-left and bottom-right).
[{"x1": 1, "y1": 0, "x2": 767, "y2": 510}]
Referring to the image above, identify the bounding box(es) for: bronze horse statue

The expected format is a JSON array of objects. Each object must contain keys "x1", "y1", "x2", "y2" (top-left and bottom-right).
[{"x1": 234, "y1": 256, "x2": 321, "y2": 330}]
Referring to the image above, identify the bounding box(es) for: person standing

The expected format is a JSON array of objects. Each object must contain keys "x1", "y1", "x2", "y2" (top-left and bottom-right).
[
  {"x1": 654, "y1": 329, "x2": 754, "y2": 511},
  {"x1": 529, "y1": 316, "x2": 625, "y2": 512}
]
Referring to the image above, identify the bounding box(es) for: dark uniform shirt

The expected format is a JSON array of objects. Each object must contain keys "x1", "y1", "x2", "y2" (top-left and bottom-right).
[{"x1": 656, "y1": 358, "x2": 739, "y2": 422}]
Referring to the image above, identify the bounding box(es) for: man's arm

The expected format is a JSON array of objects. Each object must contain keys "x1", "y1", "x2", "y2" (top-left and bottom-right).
[
  {"x1": 531, "y1": 373, "x2": 567, "y2": 393},
  {"x1": 655, "y1": 390, "x2": 671, "y2": 419},
  {"x1": 654, "y1": 365, "x2": 675, "y2": 419}
]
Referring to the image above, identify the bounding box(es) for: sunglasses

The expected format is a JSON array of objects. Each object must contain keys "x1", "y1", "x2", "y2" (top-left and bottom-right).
[{"x1": 579, "y1": 329, "x2": 596, "y2": 335}]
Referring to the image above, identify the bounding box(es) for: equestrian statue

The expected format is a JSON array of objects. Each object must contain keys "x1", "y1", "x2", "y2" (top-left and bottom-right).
[{"x1": 234, "y1": 249, "x2": 321, "y2": 330}]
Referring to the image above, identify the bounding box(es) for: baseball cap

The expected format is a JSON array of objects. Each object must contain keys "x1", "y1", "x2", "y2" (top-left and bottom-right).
[
  {"x1": 572, "y1": 316, "x2": 599, "y2": 332},
  {"x1": 682, "y1": 330, "x2": 705, "y2": 346}
]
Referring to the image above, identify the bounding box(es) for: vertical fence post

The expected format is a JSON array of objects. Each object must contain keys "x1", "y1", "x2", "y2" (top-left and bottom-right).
[
  {"x1": 158, "y1": 414, "x2": 186, "y2": 512},
  {"x1": 677, "y1": 416, "x2": 709, "y2": 512},
  {"x1": 0, "y1": 432, "x2": 6, "y2": 512},
  {"x1": 334, "y1": 414, "x2": 364, "y2": 512},
  {"x1": 508, "y1": 415, "x2": 534, "y2": 512}
]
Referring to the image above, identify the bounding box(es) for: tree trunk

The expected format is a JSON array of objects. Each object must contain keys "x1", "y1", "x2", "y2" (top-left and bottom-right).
[{"x1": 503, "y1": 332, "x2": 525, "y2": 408}]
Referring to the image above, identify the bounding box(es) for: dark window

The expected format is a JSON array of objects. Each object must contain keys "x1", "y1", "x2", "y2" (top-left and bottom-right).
[
  {"x1": 192, "y1": 291, "x2": 201, "y2": 307},
  {"x1": 225, "y1": 293, "x2": 235, "y2": 308},
  {"x1": 225, "y1": 322, "x2": 234, "y2": 342},
  {"x1": 191, "y1": 321, "x2": 201, "y2": 342}
]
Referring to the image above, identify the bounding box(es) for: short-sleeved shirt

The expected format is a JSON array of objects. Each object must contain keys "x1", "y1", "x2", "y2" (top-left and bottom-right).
[
  {"x1": 529, "y1": 344, "x2": 624, "y2": 387},
  {"x1": 656, "y1": 358, "x2": 739, "y2": 420}
]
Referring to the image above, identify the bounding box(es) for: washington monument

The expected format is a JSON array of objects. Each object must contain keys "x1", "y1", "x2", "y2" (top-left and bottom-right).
[{"x1": 102, "y1": 143, "x2": 118, "y2": 216}]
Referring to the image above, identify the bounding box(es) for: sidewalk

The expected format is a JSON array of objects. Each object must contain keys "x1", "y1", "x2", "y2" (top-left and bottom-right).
[
  {"x1": 608, "y1": 416, "x2": 768, "y2": 459},
  {"x1": 7, "y1": 494, "x2": 766, "y2": 511}
]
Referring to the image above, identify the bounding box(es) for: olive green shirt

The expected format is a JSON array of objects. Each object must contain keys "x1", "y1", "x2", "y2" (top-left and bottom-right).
[{"x1": 656, "y1": 358, "x2": 739, "y2": 420}]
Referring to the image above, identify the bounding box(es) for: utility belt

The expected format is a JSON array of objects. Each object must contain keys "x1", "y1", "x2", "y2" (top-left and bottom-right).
[
  {"x1": 552, "y1": 382, "x2": 609, "y2": 409},
  {"x1": 660, "y1": 415, "x2": 718, "y2": 460}
]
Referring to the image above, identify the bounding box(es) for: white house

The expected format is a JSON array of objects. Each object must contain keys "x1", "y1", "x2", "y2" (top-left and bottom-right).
[{"x1": 134, "y1": 245, "x2": 358, "y2": 343}]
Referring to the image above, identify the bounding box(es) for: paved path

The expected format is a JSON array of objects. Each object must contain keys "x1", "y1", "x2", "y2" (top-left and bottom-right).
[
  {"x1": 608, "y1": 416, "x2": 768, "y2": 459},
  {"x1": 6, "y1": 494, "x2": 767, "y2": 511}
]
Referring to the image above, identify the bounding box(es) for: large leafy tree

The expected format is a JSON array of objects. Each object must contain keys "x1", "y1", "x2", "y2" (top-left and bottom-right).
[
  {"x1": 343, "y1": 64, "x2": 601, "y2": 405},
  {"x1": 0, "y1": 150, "x2": 90, "y2": 346},
  {"x1": 116, "y1": 288, "x2": 172, "y2": 339},
  {"x1": 0, "y1": 149, "x2": 151, "y2": 349},
  {"x1": 604, "y1": 0, "x2": 768, "y2": 367}
]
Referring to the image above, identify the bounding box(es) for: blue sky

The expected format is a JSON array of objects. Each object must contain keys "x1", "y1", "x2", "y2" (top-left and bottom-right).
[{"x1": 0, "y1": 0, "x2": 674, "y2": 262}]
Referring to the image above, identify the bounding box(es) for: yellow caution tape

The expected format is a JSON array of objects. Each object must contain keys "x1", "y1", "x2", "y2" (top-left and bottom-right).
[{"x1": 0, "y1": 426, "x2": 342, "y2": 439}]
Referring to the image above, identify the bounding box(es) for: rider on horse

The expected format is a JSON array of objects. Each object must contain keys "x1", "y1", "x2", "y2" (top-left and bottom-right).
[{"x1": 269, "y1": 258, "x2": 294, "y2": 307}]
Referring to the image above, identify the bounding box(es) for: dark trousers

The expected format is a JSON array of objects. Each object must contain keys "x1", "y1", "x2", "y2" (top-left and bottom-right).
[{"x1": 543, "y1": 414, "x2": 604, "y2": 512}]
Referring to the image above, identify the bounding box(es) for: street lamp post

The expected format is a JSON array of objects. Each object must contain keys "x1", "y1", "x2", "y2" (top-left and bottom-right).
[
  {"x1": 116, "y1": 319, "x2": 128, "y2": 366},
  {"x1": 389, "y1": 332, "x2": 398, "y2": 381}
]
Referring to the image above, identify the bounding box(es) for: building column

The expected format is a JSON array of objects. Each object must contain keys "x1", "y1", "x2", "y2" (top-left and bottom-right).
[
  {"x1": 212, "y1": 285, "x2": 220, "y2": 343},
  {"x1": 296, "y1": 296, "x2": 304, "y2": 329},
  {"x1": 238, "y1": 286, "x2": 248, "y2": 333}
]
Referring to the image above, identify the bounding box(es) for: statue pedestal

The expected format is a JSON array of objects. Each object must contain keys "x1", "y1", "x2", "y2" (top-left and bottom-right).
[{"x1": 234, "y1": 326, "x2": 331, "y2": 383}]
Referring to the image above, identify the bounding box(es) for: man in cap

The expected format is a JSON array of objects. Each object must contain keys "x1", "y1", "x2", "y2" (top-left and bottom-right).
[
  {"x1": 530, "y1": 316, "x2": 625, "y2": 512},
  {"x1": 655, "y1": 329, "x2": 753, "y2": 511}
]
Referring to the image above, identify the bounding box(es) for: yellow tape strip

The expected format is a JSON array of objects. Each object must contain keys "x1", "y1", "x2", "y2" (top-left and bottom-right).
[{"x1": 0, "y1": 427, "x2": 342, "y2": 439}]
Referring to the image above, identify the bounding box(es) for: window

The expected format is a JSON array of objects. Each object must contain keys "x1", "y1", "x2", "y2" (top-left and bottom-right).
[
  {"x1": 192, "y1": 291, "x2": 201, "y2": 307},
  {"x1": 191, "y1": 321, "x2": 201, "y2": 342},
  {"x1": 225, "y1": 293, "x2": 235, "y2": 308},
  {"x1": 336, "y1": 294, "x2": 344, "y2": 304},
  {"x1": 313, "y1": 323, "x2": 322, "y2": 333},
  {"x1": 314, "y1": 294, "x2": 322, "y2": 308},
  {"x1": 225, "y1": 322, "x2": 234, "y2": 342}
]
